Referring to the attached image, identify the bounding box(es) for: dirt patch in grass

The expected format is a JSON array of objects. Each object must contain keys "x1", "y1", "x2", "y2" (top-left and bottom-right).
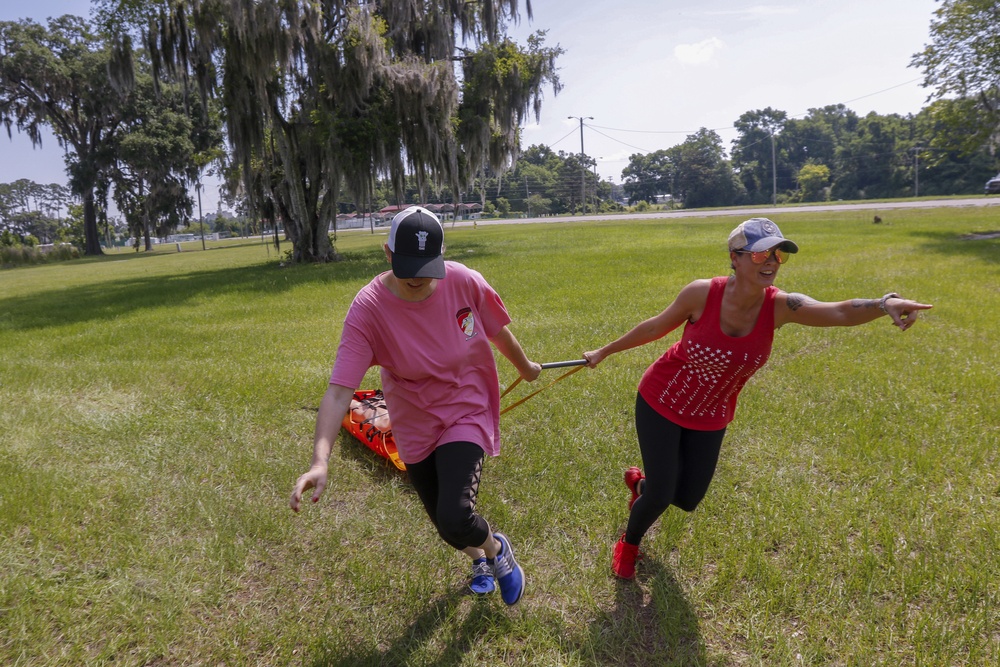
[{"x1": 961, "y1": 230, "x2": 1000, "y2": 240}]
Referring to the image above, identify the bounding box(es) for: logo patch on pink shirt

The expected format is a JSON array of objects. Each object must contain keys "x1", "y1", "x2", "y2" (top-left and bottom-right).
[{"x1": 456, "y1": 307, "x2": 477, "y2": 340}]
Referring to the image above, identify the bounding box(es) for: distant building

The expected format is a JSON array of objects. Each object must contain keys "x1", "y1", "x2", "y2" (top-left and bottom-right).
[
  {"x1": 377, "y1": 202, "x2": 482, "y2": 222},
  {"x1": 455, "y1": 202, "x2": 483, "y2": 220},
  {"x1": 334, "y1": 213, "x2": 376, "y2": 230},
  {"x1": 423, "y1": 203, "x2": 455, "y2": 221}
]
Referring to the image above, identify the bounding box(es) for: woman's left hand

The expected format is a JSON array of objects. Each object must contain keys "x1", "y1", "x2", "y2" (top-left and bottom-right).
[
  {"x1": 886, "y1": 297, "x2": 933, "y2": 331},
  {"x1": 521, "y1": 361, "x2": 542, "y2": 382}
]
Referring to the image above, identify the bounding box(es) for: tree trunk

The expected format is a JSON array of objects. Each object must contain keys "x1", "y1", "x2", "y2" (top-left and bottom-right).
[
  {"x1": 140, "y1": 180, "x2": 152, "y2": 251},
  {"x1": 271, "y1": 118, "x2": 335, "y2": 263},
  {"x1": 82, "y1": 191, "x2": 104, "y2": 256}
]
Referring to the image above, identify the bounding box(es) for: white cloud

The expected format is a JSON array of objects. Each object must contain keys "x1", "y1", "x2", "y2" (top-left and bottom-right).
[{"x1": 674, "y1": 37, "x2": 725, "y2": 65}]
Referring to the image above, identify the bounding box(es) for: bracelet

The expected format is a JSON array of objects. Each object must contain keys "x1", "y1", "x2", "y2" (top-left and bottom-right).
[{"x1": 879, "y1": 292, "x2": 900, "y2": 313}]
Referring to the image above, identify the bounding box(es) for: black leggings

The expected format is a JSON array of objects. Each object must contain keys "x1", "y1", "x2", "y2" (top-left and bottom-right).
[
  {"x1": 406, "y1": 441, "x2": 491, "y2": 551},
  {"x1": 625, "y1": 393, "x2": 726, "y2": 546}
]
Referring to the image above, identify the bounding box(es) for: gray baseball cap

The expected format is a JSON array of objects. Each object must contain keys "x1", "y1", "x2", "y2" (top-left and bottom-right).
[{"x1": 728, "y1": 218, "x2": 799, "y2": 253}]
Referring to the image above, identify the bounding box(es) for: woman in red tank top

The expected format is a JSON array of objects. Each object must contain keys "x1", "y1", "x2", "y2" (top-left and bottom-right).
[{"x1": 583, "y1": 218, "x2": 933, "y2": 580}]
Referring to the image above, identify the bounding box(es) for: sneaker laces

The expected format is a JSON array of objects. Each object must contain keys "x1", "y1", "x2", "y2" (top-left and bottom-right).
[
  {"x1": 471, "y1": 559, "x2": 492, "y2": 578},
  {"x1": 491, "y1": 542, "x2": 515, "y2": 578}
]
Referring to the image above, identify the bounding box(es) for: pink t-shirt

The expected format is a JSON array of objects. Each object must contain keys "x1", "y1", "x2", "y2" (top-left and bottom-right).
[
  {"x1": 638, "y1": 276, "x2": 777, "y2": 431},
  {"x1": 330, "y1": 261, "x2": 511, "y2": 464}
]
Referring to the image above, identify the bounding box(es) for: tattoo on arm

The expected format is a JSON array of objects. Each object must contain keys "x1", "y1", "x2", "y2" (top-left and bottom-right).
[
  {"x1": 786, "y1": 293, "x2": 815, "y2": 312},
  {"x1": 850, "y1": 299, "x2": 880, "y2": 309}
]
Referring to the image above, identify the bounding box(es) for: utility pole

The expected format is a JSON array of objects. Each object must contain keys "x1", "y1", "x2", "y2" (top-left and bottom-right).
[
  {"x1": 568, "y1": 116, "x2": 593, "y2": 214},
  {"x1": 524, "y1": 175, "x2": 531, "y2": 218},
  {"x1": 912, "y1": 146, "x2": 922, "y2": 197},
  {"x1": 770, "y1": 130, "x2": 777, "y2": 205}
]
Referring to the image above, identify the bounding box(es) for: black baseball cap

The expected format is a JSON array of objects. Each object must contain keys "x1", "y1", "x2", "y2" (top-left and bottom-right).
[{"x1": 386, "y1": 206, "x2": 446, "y2": 279}]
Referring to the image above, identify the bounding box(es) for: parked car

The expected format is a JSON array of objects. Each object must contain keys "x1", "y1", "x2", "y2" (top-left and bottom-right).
[{"x1": 987, "y1": 173, "x2": 1000, "y2": 195}]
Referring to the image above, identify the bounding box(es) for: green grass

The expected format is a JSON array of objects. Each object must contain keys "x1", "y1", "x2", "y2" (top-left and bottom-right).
[{"x1": 1, "y1": 207, "x2": 998, "y2": 666}]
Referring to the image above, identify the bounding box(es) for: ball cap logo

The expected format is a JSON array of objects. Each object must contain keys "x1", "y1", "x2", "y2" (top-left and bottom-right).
[{"x1": 727, "y1": 217, "x2": 799, "y2": 253}]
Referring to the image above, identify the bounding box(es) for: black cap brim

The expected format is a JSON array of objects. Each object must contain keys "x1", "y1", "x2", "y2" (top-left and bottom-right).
[{"x1": 391, "y1": 253, "x2": 446, "y2": 279}]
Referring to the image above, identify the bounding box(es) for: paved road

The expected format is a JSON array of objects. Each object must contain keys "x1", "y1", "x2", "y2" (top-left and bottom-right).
[
  {"x1": 340, "y1": 196, "x2": 1000, "y2": 235},
  {"x1": 457, "y1": 196, "x2": 1000, "y2": 228}
]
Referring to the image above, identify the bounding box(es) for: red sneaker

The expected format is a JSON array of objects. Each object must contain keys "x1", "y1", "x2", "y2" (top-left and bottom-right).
[
  {"x1": 612, "y1": 534, "x2": 641, "y2": 579},
  {"x1": 624, "y1": 466, "x2": 645, "y2": 510}
]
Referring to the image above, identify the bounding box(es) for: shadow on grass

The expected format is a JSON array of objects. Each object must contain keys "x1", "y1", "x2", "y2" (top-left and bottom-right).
[
  {"x1": 584, "y1": 557, "x2": 705, "y2": 666},
  {"x1": 306, "y1": 585, "x2": 508, "y2": 667},
  {"x1": 915, "y1": 228, "x2": 1000, "y2": 265},
  {"x1": 0, "y1": 240, "x2": 492, "y2": 332}
]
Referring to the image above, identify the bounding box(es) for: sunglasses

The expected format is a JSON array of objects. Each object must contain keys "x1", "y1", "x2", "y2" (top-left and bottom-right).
[{"x1": 734, "y1": 248, "x2": 790, "y2": 264}]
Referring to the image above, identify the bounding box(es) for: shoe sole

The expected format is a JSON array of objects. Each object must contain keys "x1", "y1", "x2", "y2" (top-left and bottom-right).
[{"x1": 470, "y1": 583, "x2": 496, "y2": 595}]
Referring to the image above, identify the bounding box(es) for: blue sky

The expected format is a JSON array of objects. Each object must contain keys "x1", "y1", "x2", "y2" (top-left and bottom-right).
[{"x1": 3, "y1": 0, "x2": 940, "y2": 213}]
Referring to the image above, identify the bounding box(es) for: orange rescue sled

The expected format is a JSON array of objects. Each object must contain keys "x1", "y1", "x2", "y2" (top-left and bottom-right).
[{"x1": 341, "y1": 389, "x2": 405, "y2": 470}]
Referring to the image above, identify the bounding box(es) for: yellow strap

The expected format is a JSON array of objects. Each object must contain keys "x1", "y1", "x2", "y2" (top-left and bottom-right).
[
  {"x1": 500, "y1": 377, "x2": 522, "y2": 399},
  {"x1": 500, "y1": 365, "x2": 584, "y2": 416}
]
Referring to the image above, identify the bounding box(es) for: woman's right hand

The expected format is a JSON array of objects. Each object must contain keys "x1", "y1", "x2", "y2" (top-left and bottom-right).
[{"x1": 290, "y1": 464, "x2": 328, "y2": 512}]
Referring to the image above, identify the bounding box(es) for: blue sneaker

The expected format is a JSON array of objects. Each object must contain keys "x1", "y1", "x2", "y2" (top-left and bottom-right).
[
  {"x1": 489, "y1": 533, "x2": 525, "y2": 605},
  {"x1": 469, "y1": 557, "x2": 496, "y2": 595}
]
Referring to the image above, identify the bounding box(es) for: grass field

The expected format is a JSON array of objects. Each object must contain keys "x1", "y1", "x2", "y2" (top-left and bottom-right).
[{"x1": 1, "y1": 206, "x2": 998, "y2": 666}]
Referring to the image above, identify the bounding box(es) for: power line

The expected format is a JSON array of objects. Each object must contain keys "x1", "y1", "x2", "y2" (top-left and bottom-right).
[{"x1": 553, "y1": 77, "x2": 929, "y2": 156}]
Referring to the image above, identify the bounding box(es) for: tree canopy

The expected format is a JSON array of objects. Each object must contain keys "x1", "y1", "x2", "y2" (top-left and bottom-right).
[
  {"x1": 100, "y1": 0, "x2": 562, "y2": 262},
  {"x1": 0, "y1": 16, "x2": 127, "y2": 255},
  {"x1": 912, "y1": 0, "x2": 1000, "y2": 156}
]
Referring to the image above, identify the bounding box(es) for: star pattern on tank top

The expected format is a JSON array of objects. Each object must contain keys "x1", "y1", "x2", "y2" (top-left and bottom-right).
[
  {"x1": 660, "y1": 342, "x2": 762, "y2": 419},
  {"x1": 684, "y1": 343, "x2": 733, "y2": 384}
]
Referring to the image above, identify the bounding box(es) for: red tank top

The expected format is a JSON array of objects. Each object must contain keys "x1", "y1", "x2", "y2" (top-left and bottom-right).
[{"x1": 638, "y1": 276, "x2": 778, "y2": 430}]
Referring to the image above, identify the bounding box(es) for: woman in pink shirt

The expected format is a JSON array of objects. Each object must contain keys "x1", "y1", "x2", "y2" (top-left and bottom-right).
[
  {"x1": 290, "y1": 206, "x2": 541, "y2": 605},
  {"x1": 583, "y1": 218, "x2": 933, "y2": 580}
]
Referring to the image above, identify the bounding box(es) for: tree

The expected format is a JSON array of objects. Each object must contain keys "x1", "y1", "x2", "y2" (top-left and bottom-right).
[
  {"x1": 670, "y1": 128, "x2": 745, "y2": 208},
  {"x1": 555, "y1": 152, "x2": 589, "y2": 214},
  {"x1": 908, "y1": 99, "x2": 996, "y2": 194},
  {"x1": 0, "y1": 179, "x2": 72, "y2": 243},
  {"x1": 731, "y1": 107, "x2": 787, "y2": 204},
  {"x1": 785, "y1": 105, "x2": 857, "y2": 167},
  {"x1": 911, "y1": 0, "x2": 1000, "y2": 157},
  {"x1": 796, "y1": 162, "x2": 830, "y2": 202},
  {"x1": 780, "y1": 105, "x2": 859, "y2": 197},
  {"x1": 833, "y1": 112, "x2": 910, "y2": 200},
  {"x1": 494, "y1": 197, "x2": 511, "y2": 216},
  {"x1": 0, "y1": 16, "x2": 131, "y2": 255},
  {"x1": 526, "y1": 192, "x2": 551, "y2": 216},
  {"x1": 621, "y1": 150, "x2": 673, "y2": 205},
  {"x1": 109, "y1": 72, "x2": 221, "y2": 250},
  {"x1": 106, "y1": 0, "x2": 562, "y2": 263},
  {"x1": 517, "y1": 144, "x2": 562, "y2": 212}
]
